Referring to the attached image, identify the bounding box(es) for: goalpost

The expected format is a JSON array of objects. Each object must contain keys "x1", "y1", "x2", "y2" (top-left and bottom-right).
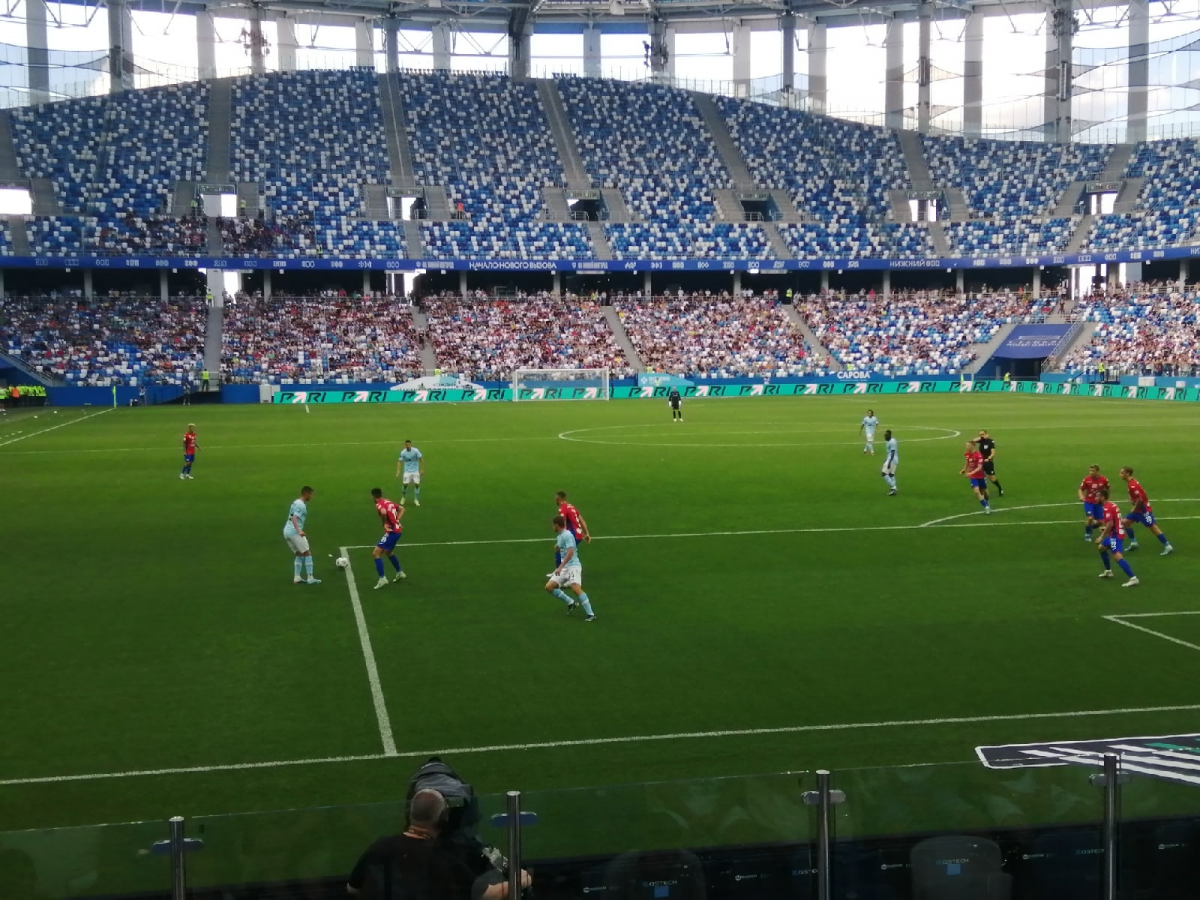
[{"x1": 511, "y1": 368, "x2": 611, "y2": 401}]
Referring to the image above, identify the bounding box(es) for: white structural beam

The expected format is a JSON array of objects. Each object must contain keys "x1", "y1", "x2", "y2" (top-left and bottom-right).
[
  {"x1": 583, "y1": 24, "x2": 601, "y2": 78},
  {"x1": 27, "y1": 0, "x2": 49, "y2": 104},
  {"x1": 197, "y1": 11, "x2": 217, "y2": 81},
  {"x1": 781, "y1": 13, "x2": 795, "y2": 100},
  {"x1": 276, "y1": 15, "x2": 298, "y2": 72},
  {"x1": 884, "y1": 16, "x2": 904, "y2": 129},
  {"x1": 108, "y1": 0, "x2": 134, "y2": 92},
  {"x1": 963, "y1": 11, "x2": 983, "y2": 137},
  {"x1": 1128, "y1": 0, "x2": 1149, "y2": 143},
  {"x1": 808, "y1": 22, "x2": 826, "y2": 113},
  {"x1": 732, "y1": 21, "x2": 752, "y2": 96},
  {"x1": 249, "y1": 5, "x2": 267, "y2": 75},
  {"x1": 1044, "y1": 0, "x2": 1074, "y2": 143},
  {"x1": 356, "y1": 18, "x2": 375, "y2": 68},
  {"x1": 917, "y1": 1, "x2": 931, "y2": 133},
  {"x1": 384, "y1": 18, "x2": 400, "y2": 73},
  {"x1": 432, "y1": 21, "x2": 452, "y2": 71}
]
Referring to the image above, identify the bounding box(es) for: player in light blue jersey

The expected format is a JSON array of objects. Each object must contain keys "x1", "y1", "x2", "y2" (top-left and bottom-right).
[
  {"x1": 395, "y1": 439, "x2": 424, "y2": 506},
  {"x1": 283, "y1": 486, "x2": 320, "y2": 585},
  {"x1": 545, "y1": 515, "x2": 596, "y2": 622},
  {"x1": 860, "y1": 410, "x2": 879, "y2": 455},
  {"x1": 881, "y1": 430, "x2": 898, "y2": 495}
]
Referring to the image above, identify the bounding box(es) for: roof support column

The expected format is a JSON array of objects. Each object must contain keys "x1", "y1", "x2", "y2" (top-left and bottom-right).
[
  {"x1": 583, "y1": 24, "x2": 601, "y2": 78},
  {"x1": 808, "y1": 22, "x2": 826, "y2": 113},
  {"x1": 732, "y1": 21, "x2": 752, "y2": 96},
  {"x1": 917, "y1": 2, "x2": 931, "y2": 133},
  {"x1": 432, "y1": 22, "x2": 452, "y2": 71},
  {"x1": 1128, "y1": 0, "x2": 1149, "y2": 143},
  {"x1": 276, "y1": 16, "x2": 297, "y2": 72},
  {"x1": 650, "y1": 16, "x2": 672, "y2": 81},
  {"x1": 963, "y1": 11, "x2": 983, "y2": 137},
  {"x1": 884, "y1": 16, "x2": 904, "y2": 129},
  {"x1": 781, "y1": 13, "x2": 795, "y2": 102},
  {"x1": 248, "y1": 5, "x2": 266, "y2": 76},
  {"x1": 355, "y1": 19, "x2": 374, "y2": 68},
  {"x1": 197, "y1": 11, "x2": 217, "y2": 81},
  {"x1": 27, "y1": 0, "x2": 49, "y2": 104},
  {"x1": 1045, "y1": 0, "x2": 1075, "y2": 142},
  {"x1": 508, "y1": 27, "x2": 530, "y2": 79},
  {"x1": 384, "y1": 18, "x2": 400, "y2": 73},
  {"x1": 108, "y1": 0, "x2": 134, "y2": 93}
]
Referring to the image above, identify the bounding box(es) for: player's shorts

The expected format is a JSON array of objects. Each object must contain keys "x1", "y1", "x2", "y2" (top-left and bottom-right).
[
  {"x1": 184, "y1": 453, "x2": 195, "y2": 463},
  {"x1": 1084, "y1": 502, "x2": 1104, "y2": 520},
  {"x1": 981, "y1": 460, "x2": 996, "y2": 476},
  {"x1": 1126, "y1": 510, "x2": 1155, "y2": 527},
  {"x1": 881, "y1": 461, "x2": 897, "y2": 476},
  {"x1": 402, "y1": 471, "x2": 421, "y2": 485},
  {"x1": 1104, "y1": 536, "x2": 1124, "y2": 554},
  {"x1": 549, "y1": 566, "x2": 582, "y2": 588},
  {"x1": 283, "y1": 530, "x2": 309, "y2": 554},
  {"x1": 970, "y1": 478, "x2": 987, "y2": 490},
  {"x1": 376, "y1": 531, "x2": 402, "y2": 552},
  {"x1": 864, "y1": 432, "x2": 876, "y2": 442},
  {"x1": 669, "y1": 400, "x2": 681, "y2": 409}
]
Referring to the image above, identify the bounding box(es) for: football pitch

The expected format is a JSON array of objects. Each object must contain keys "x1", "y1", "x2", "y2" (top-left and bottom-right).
[{"x1": 4, "y1": 392, "x2": 1200, "y2": 838}]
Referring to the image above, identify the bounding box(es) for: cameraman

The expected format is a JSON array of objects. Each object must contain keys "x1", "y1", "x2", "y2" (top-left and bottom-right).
[{"x1": 348, "y1": 789, "x2": 531, "y2": 900}]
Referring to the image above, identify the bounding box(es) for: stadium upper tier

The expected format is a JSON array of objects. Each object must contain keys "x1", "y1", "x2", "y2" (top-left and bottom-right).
[{"x1": 3, "y1": 71, "x2": 1200, "y2": 261}]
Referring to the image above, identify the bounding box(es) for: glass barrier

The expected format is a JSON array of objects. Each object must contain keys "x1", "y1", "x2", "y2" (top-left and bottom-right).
[
  {"x1": 1119, "y1": 755, "x2": 1200, "y2": 898},
  {"x1": 0, "y1": 818, "x2": 173, "y2": 899}
]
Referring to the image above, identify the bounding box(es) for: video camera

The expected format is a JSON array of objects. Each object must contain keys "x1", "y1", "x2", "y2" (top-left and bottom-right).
[{"x1": 406, "y1": 757, "x2": 509, "y2": 878}]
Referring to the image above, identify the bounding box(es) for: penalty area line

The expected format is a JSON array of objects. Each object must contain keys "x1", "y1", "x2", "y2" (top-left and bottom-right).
[
  {"x1": 1104, "y1": 616, "x2": 1200, "y2": 654},
  {"x1": 340, "y1": 545, "x2": 398, "y2": 757},
  {"x1": 6, "y1": 702, "x2": 1200, "y2": 787},
  {"x1": 0, "y1": 407, "x2": 112, "y2": 449}
]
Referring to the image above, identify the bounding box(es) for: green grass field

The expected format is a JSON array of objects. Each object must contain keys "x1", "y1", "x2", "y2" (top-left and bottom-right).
[{"x1": 4, "y1": 393, "x2": 1200, "y2": 847}]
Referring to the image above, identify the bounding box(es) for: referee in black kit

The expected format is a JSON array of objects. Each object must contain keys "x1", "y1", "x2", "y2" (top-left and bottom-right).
[
  {"x1": 976, "y1": 430, "x2": 1004, "y2": 497},
  {"x1": 668, "y1": 386, "x2": 683, "y2": 422}
]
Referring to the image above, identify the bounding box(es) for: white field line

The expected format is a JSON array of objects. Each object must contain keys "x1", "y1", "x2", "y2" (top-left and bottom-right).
[
  {"x1": 6, "y1": 702, "x2": 1200, "y2": 788},
  {"x1": 0, "y1": 408, "x2": 112, "y2": 448},
  {"x1": 557, "y1": 423, "x2": 961, "y2": 448},
  {"x1": 921, "y1": 498, "x2": 1200, "y2": 528},
  {"x1": 340, "y1": 545, "x2": 398, "y2": 757},
  {"x1": 0, "y1": 435, "x2": 561, "y2": 455},
  {"x1": 1107, "y1": 611, "x2": 1200, "y2": 619},
  {"x1": 1099, "y1": 619, "x2": 1200, "y2": 652}
]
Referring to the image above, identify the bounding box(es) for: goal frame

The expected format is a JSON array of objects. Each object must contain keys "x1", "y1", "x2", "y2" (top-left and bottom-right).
[{"x1": 511, "y1": 368, "x2": 612, "y2": 402}]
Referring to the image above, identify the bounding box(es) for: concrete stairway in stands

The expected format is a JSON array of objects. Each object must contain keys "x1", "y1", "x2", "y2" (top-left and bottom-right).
[
  {"x1": 782, "y1": 304, "x2": 841, "y2": 370},
  {"x1": 203, "y1": 303, "x2": 223, "y2": 388},
  {"x1": 378, "y1": 73, "x2": 418, "y2": 190},
  {"x1": 926, "y1": 221, "x2": 952, "y2": 256},
  {"x1": 1047, "y1": 322, "x2": 1099, "y2": 371},
  {"x1": 403, "y1": 220, "x2": 425, "y2": 259},
  {"x1": 967, "y1": 323, "x2": 1018, "y2": 374},
  {"x1": 7, "y1": 217, "x2": 30, "y2": 254},
  {"x1": 173, "y1": 180, "x2": 198, "y2": 216},
  {"x1": 1065, "y1": 214, "x2": 1095, "y2": 253},
  {"x1": 691, "y1": 92, "x2": 755, "y2": 187},
  {"x1": 536, "y1": 79, "x2": 591, "y2": 191},
  {"x1": 586, "y1": 221, "x2": 612, "y2": 260},
  {"x1": 237, "y1": 182, "x2": 260, "y2": 218},
  {"x1": 30, "y1": 178, "x2": 61, "y2": 216},
  {"x1": 410, "y1": 306, "x2": 438, "y2": 372},
  {"x1": 602, "y1": 305, "x2": 642, "y2": 370},
  {"x1": 206, "y1": 78, "x2": 233, "y2": 183}
]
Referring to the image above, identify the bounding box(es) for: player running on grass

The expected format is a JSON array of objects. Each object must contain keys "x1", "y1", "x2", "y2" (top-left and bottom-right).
[
  {"x1": 180, "y1": 424, "x2": 198, "y2": 480},
  {"x1": 1119, "y1": 467, "x2": 1174, "y2": 555},
  {"x1": 1078, "y1": 464, "x2": 1109, "y2": 541},
  {"x1": 283, "y1": 486, "x2": 321, "y2": 585},
  {"x1": 370, "y1": 487, "x2": 407, "y2": 589},
  {"x1": 553, "y1": 490, "x2": 591, "y2": 568},
  {"x1": 960, "y1": 441, "x2": 991, "y2": 514},
  {"x1": 396, "y1": 440, "x2": 424, "y2": 506},
  {"x1": 860, "y1": 410, "x2": 879, "y2": 455},
  {"x1": 1096, "y1": 487, "x2": 1138, "y2": 587},
  {"x1": 881, "y1": 429, "x2": 898, "y2": 495},
  {"x1": 976, "y1": 430, "x2": 1003, "y2": 497},
  {"x1": 546, "y1": 515, "x2": 596, "y2": 622}
]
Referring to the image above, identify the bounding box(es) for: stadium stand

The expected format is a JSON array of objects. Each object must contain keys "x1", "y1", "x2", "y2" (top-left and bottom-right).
[
  {"x1": 92, "y1": 214, "x2": 208, "y2": 256},
  {"x1": 1086, "y1": 210, "x2": 1200, "y2": 251},
  {"x1": 0, "y1": 220, "x2": 12, "y2": 256},
  {"x1": 1060, "y1": 284, "x2": 1200, "y2": 376},
  {"x1": 26, "y1": 215, "x2": 91, "y2": 256},
  {"x1": 944, "y1": 215, "x2": 1080, "y2": 256},
  {"x1": 922, "y1": 135, "x2": 1111, "y2": 217},
  {"x1": 616, "y1": 294, "x2": 821, "y2": 377},
  {"x1": 778, "y1": 221, "x2": 934, "y2": 260},
  {"x1": 0, "y1": 295, "x2": 205, "y2": 385},
  {"x1": 221, "y1": 295, "x2": 423, "y2": 383},
  {"x1": 230, "y1": 69, "x2": 400, "y2": 257},
  {"x1": 424, "y1": 295, "x2": 631, "y2": 379},
  {"x1": 402, "y1": 72, "x2": 593, "y2": 259},
  {"x1": 557, "y1": 79, "x2": 775, "y2": 258},
  {"x1": 798, "y1": 290, "x2": 1057, "y2": 376}
]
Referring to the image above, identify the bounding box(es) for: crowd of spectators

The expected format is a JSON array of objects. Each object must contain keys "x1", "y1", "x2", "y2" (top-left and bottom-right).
[
  {"x1": 93, "y1": 214, "x2": 207, "y2": 255},
  {"x1": 425, "y1": 294, "x2": 632, "y2": 380},
  {"x1": 1060, "y1": 282, "x2": 1200, "y2": 376},
  {"x1": 0, "y1": 294, "x2": 205, "y2": 385},
  {"x1": 221, "y1": 294, "x2": 423, "y2": 382},
  {"x1": 799, "y1": 289, "x2": 1058, "y2": 376},
  {"x1": 219, "y1": 216, "x2": 316, "y2": 256},
  {"x1": 616, "y1": 293, "x2": 821, "y2": 377}
]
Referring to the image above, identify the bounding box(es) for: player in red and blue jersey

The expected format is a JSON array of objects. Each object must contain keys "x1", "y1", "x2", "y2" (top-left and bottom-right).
[
  {"x1": 1096, "y1": 487, "x2": 1138, "y2": 586},
  {"x1": 554, "y1": 490, "x2": 591, "y2": 567},
  {"x1": 1078, "y1": 465, "x2": 1109, "y2": 541},
  {"x1": 370, "y1": 487, "x2": 406, "y2": 590},
  {"x1": 1120, "y1": 467, "x2": 1174, "y2": 555},
  {"x1": 180, "y1": 424, "x2": 198, "y2": 480},
  {"x1": 959, "y1": 442, "x2": 991, "y2": 514}
]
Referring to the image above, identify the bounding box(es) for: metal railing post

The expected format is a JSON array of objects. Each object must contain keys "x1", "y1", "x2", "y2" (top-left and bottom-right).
[
  {"x1": 506, "y1": 791, "x2": 523, "y2": 900},
  {"x1": 1101, "y1": 753, "x2": 1118, "y2": 900},
  {"x1": 802, "y1": 770, "x2": 845, "y2": 900},
  {"x1": 169, "y1": 816, "x2": 187, "y2": 900}
]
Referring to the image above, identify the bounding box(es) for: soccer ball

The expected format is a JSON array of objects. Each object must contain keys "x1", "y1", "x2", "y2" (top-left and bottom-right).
[{"x1": 335, "y1": 557, "x2": 350, "y2": 568}]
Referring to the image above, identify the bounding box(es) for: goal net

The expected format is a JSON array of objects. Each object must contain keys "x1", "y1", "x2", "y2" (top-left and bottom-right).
[{"x1": 512, "y1": 368, "x2": 611, "y2": 401}]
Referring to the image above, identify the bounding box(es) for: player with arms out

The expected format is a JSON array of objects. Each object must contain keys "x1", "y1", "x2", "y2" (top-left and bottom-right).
[
  {"x1": 545, "y1": 515, "x2": 596, "y2": 622},
  {"x1": 283, "y1": 486, "x2": 321, "y2": 585},
  {"x1": 668, "y1": 387, "x2": 683, "y2": 422},
  {"x1": 860, "y1": 410, "x2": 879, "y2": 455},
  {"x1": 976, "y1": 430, "x2": 1003, "y2": 497},
  {"x1": 881, "y1": 429, "x2": 898, "y2": 495},
  {"x1": 960, "y1": 441, "x2": 991, "y2": 514},
  {"x1": 1078, "y1": 464, "x2": 1108, "y2": 540},
  {"x1": 180, "y1": 424, "x2": 199, "y2": 480},
  {"x1": 1120, "y1": 467, "x2": 1174, "y2": 555},
  {"x1": 1096, "y1": 487, "x2": 1138, "y2": 586},
  {"x1": 396, "y1": 440, "x2": 424, "y2": 506},
  {"x1": 370, "y1": 487, "x2": 407, "y2": 589}
]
